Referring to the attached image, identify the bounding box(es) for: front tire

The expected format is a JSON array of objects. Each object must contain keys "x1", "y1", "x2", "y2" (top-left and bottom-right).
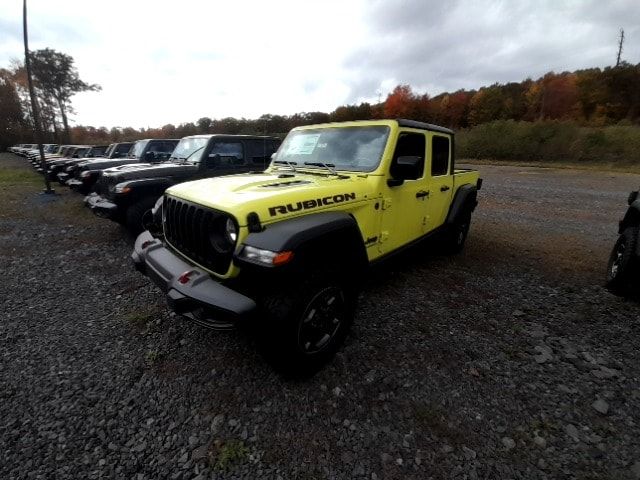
[
  {"x1": 606, "y1": 226, "x2": 640, "y2": 295},
  {"x1": 256, "y1": 270, "x2": 357, "y2": 376}
]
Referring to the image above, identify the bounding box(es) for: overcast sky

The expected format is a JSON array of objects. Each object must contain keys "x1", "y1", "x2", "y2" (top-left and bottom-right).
[{"x1": 1, "y1": 0, "x2": 638, "y2": 129}]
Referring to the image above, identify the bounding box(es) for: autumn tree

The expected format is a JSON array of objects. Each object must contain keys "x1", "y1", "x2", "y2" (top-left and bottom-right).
[
  {"x1": 602, "y1": 63, "x2": 640, "y2": 121},
  {"x1": 384, "y1": 84, "x2": 429, "y2": 120},
  {"x1": 432, "y1": 90, "x2": 473, "y2": 128}
]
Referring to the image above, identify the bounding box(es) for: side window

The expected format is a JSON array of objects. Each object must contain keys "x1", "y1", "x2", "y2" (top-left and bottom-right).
[
  {"x1": 431, "y1": 136, "x2": 450, "y2": 176},
  {"x1": 390, "y1": 132, "x2": 425, "y2": 180},
  {"x1": 116, "y1": 144, "x2": 131, "y2": 156},
  {"x1": 208, "y1": 142, "x2": 244, "y2": 167},
  {"x1": 246, "y1": 139, "x2": 279, "y2": 166}
]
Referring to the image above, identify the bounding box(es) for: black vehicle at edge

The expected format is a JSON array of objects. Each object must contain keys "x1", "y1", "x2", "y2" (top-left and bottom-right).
[
  {"x1": 606, "y1": 189, "x2": 640, "y2": 295},
  {"x1": 85, "y1": 134, "x2": 281, "y2": 234},
  {"x1": 63, "y1": 139, "x2": 177, "y2": 192}
]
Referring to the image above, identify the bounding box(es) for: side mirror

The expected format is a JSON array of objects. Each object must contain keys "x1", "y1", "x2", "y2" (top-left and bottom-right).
[{"x1": 389, "y1": 155, "x2": 423, "y2": 185}]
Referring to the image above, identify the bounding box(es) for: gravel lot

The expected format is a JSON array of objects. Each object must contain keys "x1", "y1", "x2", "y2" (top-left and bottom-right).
[{"x1": 1, "y1": 153, "x2": 639, "y2": 479}]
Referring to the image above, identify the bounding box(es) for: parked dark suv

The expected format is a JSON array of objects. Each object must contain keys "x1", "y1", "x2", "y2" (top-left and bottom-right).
[
  {"x1": 86, "y1": 134, "x2": 281, "y2": 234},
  {"x1": 62, "y1": 139, "x2": 177, "y2": 192}
]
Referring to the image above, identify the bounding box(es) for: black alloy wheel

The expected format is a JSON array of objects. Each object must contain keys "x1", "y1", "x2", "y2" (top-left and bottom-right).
[{"x1": 297, "y1": 286, "x2": 346, "y2": 355}]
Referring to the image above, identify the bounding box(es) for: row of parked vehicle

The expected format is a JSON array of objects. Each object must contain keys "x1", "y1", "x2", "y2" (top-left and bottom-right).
[
  {"x1": 10, "y1": 117, "x2": 639, "y2": 374},
  {"x1": 15, "y1": 135, "x2": 281, "y2": 234}
]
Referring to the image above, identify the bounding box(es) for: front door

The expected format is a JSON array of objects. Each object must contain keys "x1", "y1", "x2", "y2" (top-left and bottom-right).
[
  {"x1": 202, "y1": 141, "x2": 246, "y2": 176},
  {"x1": 379, "y1": 130, "x2": 429, "y2": 254}
]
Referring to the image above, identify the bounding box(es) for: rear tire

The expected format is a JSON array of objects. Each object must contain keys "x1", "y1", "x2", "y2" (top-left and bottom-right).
[
  {"x1": 256, "y1": 268, "x2": 357, "y2": 376},
  {"x1": 125, "y1": 197, "x2": 157, "y2": 236},
  {"x1": 444, "y1": 210, "x2": 471, "y2": 254},
  {"x1": 606, "y1": 226, "x2": 640, "y2": 295}
]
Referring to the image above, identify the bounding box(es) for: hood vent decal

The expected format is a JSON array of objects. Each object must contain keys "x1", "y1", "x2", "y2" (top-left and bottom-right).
[{"x1": 260, "y1": 180, "x2": 312, "y2": 188}]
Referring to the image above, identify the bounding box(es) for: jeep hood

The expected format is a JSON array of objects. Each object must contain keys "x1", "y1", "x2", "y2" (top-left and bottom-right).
[
  {"x1": 103, "y1": 161, "x2": 197, "y2": 180},
  {"x1": 80, "y1": 158, "x2": 146, "y2": 171},
  {"x1": 166, "y1": 172, "x2": 376, "y2": 226}
]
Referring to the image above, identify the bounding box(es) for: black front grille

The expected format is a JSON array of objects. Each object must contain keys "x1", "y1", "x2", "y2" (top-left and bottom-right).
[{"x1": 163, "y1": 196, "x2": 235, "y2": 275}]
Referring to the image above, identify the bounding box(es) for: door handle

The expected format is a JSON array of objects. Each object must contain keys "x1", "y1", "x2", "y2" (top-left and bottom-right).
[
  {"x1": 440, "y1": 185, "x2": 450, "y2": 192},
  {"x1": 416, "y1": 190, "x2": 429, "y2": 199}
]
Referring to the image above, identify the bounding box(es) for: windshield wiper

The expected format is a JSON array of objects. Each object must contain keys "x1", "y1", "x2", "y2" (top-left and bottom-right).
[
  {"x1": 303, "y1": 161, "x2": 349, "y2": 178},
  {"x1": 303, "y1": 161, "x2": 338, "y2": 175},
  {"x1": 176, "y1": 146, "x2": 206, "y2": 164},
  {"x1": 273, "y1": 160, "x2": 297, "y2": 172}
]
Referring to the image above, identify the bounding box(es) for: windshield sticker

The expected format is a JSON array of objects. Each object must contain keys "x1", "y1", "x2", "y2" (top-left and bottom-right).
[{"x1": 285, "y1": 134, "x2": 320, "y2": 155}]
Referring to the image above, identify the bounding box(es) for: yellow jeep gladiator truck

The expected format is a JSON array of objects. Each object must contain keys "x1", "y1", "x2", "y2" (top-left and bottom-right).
[{"x1": 132, "y1": 119, "x2": 481, "y2": 373}]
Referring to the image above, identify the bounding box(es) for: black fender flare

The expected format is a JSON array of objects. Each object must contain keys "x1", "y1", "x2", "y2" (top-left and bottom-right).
[
  {"x1": 446, "y1": 184, "x2": 478, "y2": 225},
  {"x1": 238, "y1": 211, "x2": 369, "y2": 275}
]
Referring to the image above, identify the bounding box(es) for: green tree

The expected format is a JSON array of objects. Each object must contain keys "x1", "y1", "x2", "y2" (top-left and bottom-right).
[
  {"x1": 0, "y1": 69, "x2": 26, "y2": 149},
  {"x1": 196, "y1": 116, "x2": 212, "y2": 133},
  {"x1": 30, "y1": 48, "x2": 100, "y2": 142}
]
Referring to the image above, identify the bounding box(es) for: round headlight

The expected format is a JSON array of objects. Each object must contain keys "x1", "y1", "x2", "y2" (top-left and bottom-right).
[
  {"x1": 114, "y1": 183, "x2": 131, "y2": 194},
  {"x1": 225, "y1": 218, "x2": 237, "y2": 243},
  {"x1": 208, "y1": 217, "x2": 237, "y2": 253}
]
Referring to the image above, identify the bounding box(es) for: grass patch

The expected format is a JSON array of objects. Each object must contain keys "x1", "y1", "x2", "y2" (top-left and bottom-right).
[
  {"x1": 145, "y1": 348, "x2": 160, "y2": 364},
  {"x1": 209, "y1": 439, "x2": 249, "y2": 471},
  {"x1": 0, "y1": 168, "x2": 42, "y2": 186},
  {"x1": 126, "y1": 307, "x2": 159, "y2": 328}
]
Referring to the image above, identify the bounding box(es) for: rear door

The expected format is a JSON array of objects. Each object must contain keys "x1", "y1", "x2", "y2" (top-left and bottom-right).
[{"x1": 425, "y1": 133, "x2": 453, "y2": 231}]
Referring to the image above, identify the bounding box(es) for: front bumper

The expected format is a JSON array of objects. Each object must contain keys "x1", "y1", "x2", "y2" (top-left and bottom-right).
[
  {"x1": 85, "y1": 192, "x2": 119, "y2": 219},
  {"x1": 132, "y1": 231, "x2": 256, "y2": 328},
  {"x1": 56, "y1": 172, "x2": 70, "y2": 185},
  {"x1": 67, "y1": 178, "x2": 89, "y2": 193}
]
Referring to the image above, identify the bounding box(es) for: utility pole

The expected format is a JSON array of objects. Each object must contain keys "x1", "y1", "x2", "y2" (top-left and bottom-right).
[
  {"x1": 616, "y1": 28, "x2": 625, "y2": 67},
  {"x1": 23, "y1": 0, "x2": 54, "y2": 194}
]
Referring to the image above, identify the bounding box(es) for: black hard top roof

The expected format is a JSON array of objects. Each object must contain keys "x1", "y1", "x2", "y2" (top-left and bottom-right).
[
  {"x1": 397, "y1": 119, "x2": 454, "y2": 135},
  {"x1": 132, "y1": 138, "x2": 180, "y2": 144},
  {"x1": 183, "y1": 134, "x2": 280, "y2": 140}
]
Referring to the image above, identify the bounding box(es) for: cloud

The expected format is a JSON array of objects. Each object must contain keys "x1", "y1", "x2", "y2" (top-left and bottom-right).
[
  {"x1": 0, "y1": 0, "x2": 638, "y2": 127},
  {"x1": 343, "y1": 0, "x2": 640, "y2": 102}
]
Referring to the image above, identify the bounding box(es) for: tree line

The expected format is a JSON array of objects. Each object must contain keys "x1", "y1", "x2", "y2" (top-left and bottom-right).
[{"x1": 1, "y1": 47, "x2": 639, "y2": 150}]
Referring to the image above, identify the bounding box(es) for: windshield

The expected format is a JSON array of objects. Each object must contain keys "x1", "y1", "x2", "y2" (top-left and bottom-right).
[
  {"x1": 170, "y1": 137, "x2": 209, "y2": 162},
  {"x1": 273, "y1": 126, "x2": 389, "y2": 172},
  {"x1": 130, "y1": 140, "x2": 149, "y2": 158}
]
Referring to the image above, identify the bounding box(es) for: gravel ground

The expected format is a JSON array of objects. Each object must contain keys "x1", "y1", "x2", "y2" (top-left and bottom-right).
[{"x1": 1, "y1": 153, "x2": 639, "y2": 479}]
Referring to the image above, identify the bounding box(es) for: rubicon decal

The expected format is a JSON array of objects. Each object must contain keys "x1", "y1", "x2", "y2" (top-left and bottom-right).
[{"x1": 268, "y1": 193, "x2": 356, "y2": 216}]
